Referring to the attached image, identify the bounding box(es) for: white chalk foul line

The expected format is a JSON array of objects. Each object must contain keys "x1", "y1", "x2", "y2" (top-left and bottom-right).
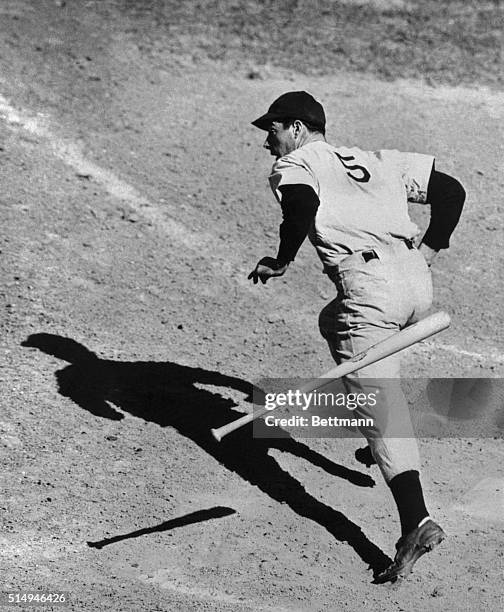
[
  {"x1": 412, "y1": 340, "x2": 504, "y2": 364},
  {"x1": 0, "y1": 93, "x2": 248, "y2": 281},
  {"x1": 452, "y1": 477, "x2": 504, "y2": 523},
  {"x1": 0, "y1": 94, "x2": 199, "y2": 243},
  {"x1": 0, "y1": 94, "x2": 147, "y2": 204},
  {"x1": 437, "y1": 343, "x2": 504, "y2": 363}
]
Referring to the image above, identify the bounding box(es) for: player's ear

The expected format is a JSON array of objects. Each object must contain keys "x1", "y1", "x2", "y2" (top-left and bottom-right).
[{"x1": 292, "y1": 119, "x2": 303, "y2": 136}]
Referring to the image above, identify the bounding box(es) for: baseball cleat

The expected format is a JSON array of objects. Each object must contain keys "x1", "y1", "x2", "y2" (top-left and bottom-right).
[
  {"x1": 374, "y1": 519, "x2": 446, "y2": 584},
  {"x1": 355, "y1": 445, "x2": 377, "y2": 467}
]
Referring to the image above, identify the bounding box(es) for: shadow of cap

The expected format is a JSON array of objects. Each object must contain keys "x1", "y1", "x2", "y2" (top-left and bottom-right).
[{"x1": 21, "y1": 333, "x2": 98, "y2": 364}]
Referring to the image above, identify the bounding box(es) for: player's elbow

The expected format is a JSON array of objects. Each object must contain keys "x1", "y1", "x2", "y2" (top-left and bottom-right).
[
  {"x1": 453, "y1": 178, "x2": 466, "y2": 205},
  {"x1": 442, "y1": 172, "x2": 466, "y2": 204},
  {"x1": 452, "y1": 178, "x2": 466, "y2": 221}
]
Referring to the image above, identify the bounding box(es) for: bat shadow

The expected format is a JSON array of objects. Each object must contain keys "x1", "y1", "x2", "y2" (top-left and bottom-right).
[
  {"x1": 22, "y1": 333, "x2": 391, "y2": 576},
  {"x1": 87, "y1": 506, "x2": 236, "y2": 549}
]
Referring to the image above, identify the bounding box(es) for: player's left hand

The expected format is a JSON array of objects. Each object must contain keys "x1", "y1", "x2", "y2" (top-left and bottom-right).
[{"x1": 248, "y1": 257, "x2": 289, "y2": 284}]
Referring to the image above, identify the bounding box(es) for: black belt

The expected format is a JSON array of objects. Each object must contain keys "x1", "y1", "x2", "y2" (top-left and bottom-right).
[
  {"x1": 362, "y1": 250, "x2": 378, "y2": 262},
  {"x1": 361, "y1": 239, "x2": 415, "y2": 263}
]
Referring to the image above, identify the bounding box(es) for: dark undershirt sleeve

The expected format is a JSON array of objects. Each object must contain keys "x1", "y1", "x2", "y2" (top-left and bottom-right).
[
  {"x1": 276, "y1": 184, "x2": 320, "y2": 266},
  {"x1": 421, "y1": 169, "x2": 466, "y2": 250}
]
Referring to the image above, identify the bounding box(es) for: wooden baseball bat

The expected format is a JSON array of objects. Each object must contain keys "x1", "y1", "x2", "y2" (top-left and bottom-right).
[{"x1": 211, "y1": 311, "x2": 450, "y2": 441}]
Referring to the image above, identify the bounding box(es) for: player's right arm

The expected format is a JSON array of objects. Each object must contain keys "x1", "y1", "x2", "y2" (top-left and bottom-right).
[
  {"x1": 276, "y1": 184, "x2": 320, "y2": 265},
  {"x1": 248, "y1": 184, "x2": 319, "y2": 284},
  {"x1": 249, "y1": 158, "x2": 320, "y2": 285}
]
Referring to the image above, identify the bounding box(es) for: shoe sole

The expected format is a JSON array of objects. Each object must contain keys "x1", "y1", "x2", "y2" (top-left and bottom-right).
[
  {"x1": 375, "y1": 531, "x2": 446, "y2": 584},
  {"x1": 398, "y1": 531, "x2": 445, "y2": 577}
]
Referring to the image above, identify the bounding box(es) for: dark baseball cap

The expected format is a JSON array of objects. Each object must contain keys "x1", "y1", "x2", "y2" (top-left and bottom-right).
[{"x1": 252, "y1": 91, "x2": 326, "y2": 132}]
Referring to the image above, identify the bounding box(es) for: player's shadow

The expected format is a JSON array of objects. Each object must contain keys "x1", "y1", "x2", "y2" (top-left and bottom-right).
[{"x1": 22, "y1": 333, "x2": 391, "y2": 575}]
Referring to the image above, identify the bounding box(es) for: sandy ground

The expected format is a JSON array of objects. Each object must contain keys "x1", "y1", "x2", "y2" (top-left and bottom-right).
[{"x1": 1, "y1": 2, "x2": 503, "y2": 611}]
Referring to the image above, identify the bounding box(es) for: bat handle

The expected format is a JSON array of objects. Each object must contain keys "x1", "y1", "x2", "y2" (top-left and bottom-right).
[
  {"x1": 211, "y1": 406, "x2": 270, "y2": 441},
  {"x1": 211, "y1": 378, "x2": 322, "y2": 441}
]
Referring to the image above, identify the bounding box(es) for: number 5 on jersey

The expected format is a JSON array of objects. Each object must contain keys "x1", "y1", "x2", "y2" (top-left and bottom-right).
[{"x1": 335, "y1": 152, "x2": 371, "y2": 183}]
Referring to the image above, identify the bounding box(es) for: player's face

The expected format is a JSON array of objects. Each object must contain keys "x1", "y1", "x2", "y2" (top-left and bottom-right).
[{"x1": 263, "y1": 121, "x2": 296, "y2": 159}]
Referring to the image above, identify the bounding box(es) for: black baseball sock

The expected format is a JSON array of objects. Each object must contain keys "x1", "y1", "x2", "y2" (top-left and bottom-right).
[{"x1": 389, "y1": 470, "x2": 429, "y2": 536}]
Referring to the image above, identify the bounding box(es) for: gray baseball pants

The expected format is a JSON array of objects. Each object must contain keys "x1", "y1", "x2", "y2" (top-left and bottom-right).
[{"x1": 319, "y1": 240, "x2": 433, "y2": 482}]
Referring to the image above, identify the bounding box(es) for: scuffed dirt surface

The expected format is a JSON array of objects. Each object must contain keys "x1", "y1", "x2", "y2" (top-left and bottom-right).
[{"x1": 1, "y1": 2, "x2": 503, "y2": 611}]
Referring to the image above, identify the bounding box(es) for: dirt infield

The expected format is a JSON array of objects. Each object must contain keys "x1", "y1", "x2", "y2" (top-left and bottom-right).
[{"x1": 1, "y1": 2, "x2": 503, "y2": 611}]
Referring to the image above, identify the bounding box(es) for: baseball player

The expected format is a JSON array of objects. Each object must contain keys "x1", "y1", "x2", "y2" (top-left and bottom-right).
[{"x1": 248, "y1": 91, "x2": 465, "y2": 583}]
